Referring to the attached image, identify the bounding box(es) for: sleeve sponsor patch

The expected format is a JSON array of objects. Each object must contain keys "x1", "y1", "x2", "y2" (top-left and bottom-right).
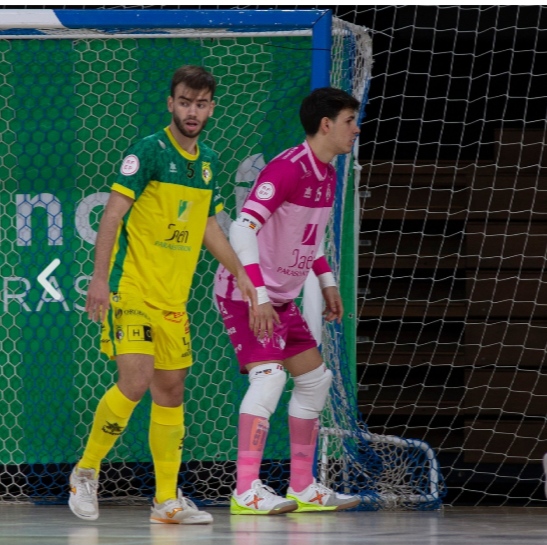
[
  {"x1": 255, "y1": 181, "x2": 275, "y2": 200},
  {"x1": 120, "y1": 154, "x2": 140, "y2": 176},
  {"x1": 240, "y1": 216, "x2": 258, "y2": 230}
]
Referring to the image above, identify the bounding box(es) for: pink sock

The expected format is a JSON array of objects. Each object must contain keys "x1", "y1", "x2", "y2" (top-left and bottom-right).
[
  {"x1": 236, "y1": 413, "x2": 269, "y2": 494},
  {"x1": 289, "y1": 416, "x2": 319, "y2": 493}
]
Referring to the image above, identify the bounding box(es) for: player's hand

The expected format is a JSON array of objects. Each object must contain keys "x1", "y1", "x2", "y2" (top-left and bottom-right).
[
  {"x1": 251, "y1": 301, "x2": 280, "y2": 340},
  {"x1": 85, "y1": 276, "x2": 110, "y2": 322},
  {"x1": 322, "y1": 286, "x2": 344, "y2": 323},
  {"x1": 235, "y1": 271, "x2": 259, "y2": 317}
]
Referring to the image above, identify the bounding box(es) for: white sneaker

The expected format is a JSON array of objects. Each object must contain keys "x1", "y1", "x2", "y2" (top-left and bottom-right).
[
  {"x1": 150, "y1": 489, "x2": 213, "y2": 525},
  {"x1": 231, "y1": 479, "x2": 297, "y2": 515},
  {"x1": 68, "y1": 467, "x2": 99, "y2": 520},
  {"x1": 287, "y1": 479, "x2": 361, "y2": 512}
]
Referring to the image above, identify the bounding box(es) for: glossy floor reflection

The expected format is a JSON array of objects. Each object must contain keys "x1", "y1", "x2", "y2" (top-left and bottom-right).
[{"x1": 1, "y1": 504, "x2": 547, "y2": 545}]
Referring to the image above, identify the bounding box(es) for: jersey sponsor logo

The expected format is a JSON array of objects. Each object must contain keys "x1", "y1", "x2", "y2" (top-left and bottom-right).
[
  {"x1": 302, "y1": 223, "x2": 318, "y2": 245},
  {"x1": 116, "y1": 326, "x2": 124, "y2": 341},
  {"x1": 277, "y1": 266, "x2": 309, "y2": 277},
  {"x1": 127, "y1": 325, "x2": 152, "y2": 342},
  {"x1": 178, "y1": 200, "x2": 193, "y2": 222},
  {"x1": 169, "y1": 162, "x2": 177, "y2": 173},
  {"x1": 123, "y1": 308, "x2": 151, "y2": 320},
  {"x1": 202, "y1": 162, "x2": 212, "y2": 184},
  {"x1": 304, "y1": 186, "x2": 312, "y2": 198},
  {"x1": 163, "y1": 311, "x2": 185, "y2": 323},
  {"x1": 326, "y1": 184, "x2": 332, "y2": 202},
  {"x1": 255, "y1": 182, "x2": 275, "y2": 200},
  {"x1": 165, "y1": 223, "x2": 189, "y2": 244},
  {"x1": 120, "y1": 154, "x2": 140, "y2": 176},
  {"x1": 154, "y1": 240, "x2": 192, "y2": 252},
  {"x1": 181, "y1": 330, "x2": 191, "y2": 358},
  {"x1": 180, "y1": 335, "x2": 191, "y2": 358},
  {"x1": 288, "y1": 248, "x2": 314, "y2": 270}
]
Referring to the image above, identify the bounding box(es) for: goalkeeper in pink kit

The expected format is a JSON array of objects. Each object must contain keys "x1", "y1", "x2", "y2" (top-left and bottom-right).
[{"x1": 214, "y1": 87, "x2": 362, "y2": 514}]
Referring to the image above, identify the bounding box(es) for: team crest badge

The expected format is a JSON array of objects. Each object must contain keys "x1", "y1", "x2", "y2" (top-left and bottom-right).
[{"x1": 202, "y1": 162, "x2": 212, "y2": 184}]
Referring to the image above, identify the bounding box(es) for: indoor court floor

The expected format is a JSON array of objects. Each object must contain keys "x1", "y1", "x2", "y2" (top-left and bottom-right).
[{"x1": 1, "y1": 504, "x2": 547, "y2": 545}]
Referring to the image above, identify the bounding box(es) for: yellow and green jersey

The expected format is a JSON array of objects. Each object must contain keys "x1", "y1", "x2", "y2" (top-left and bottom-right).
[{"x1": 109, "y1": 126, "x2": 223, "y2": 310}]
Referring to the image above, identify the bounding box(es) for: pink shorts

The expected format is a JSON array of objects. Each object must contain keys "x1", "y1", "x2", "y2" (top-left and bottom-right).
[{"x1": 216, "y1": 296, "x2": 318, "y2": 373}]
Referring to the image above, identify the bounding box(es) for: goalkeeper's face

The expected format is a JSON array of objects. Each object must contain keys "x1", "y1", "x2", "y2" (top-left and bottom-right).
[
  {"x1": 168, "y1": 83, "x2": 215, "y2": 139},
  {"x1": 327, "y1": 108, "x2": 361, "y2": 155}
]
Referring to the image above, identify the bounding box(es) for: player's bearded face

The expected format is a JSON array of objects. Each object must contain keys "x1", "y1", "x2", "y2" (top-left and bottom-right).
[
  {"x1": 168, "y1": 84, "x2": 214, "y2": 139},
  {"x1": 172, "y1": 108, "x2": 209, "y2": 138}
]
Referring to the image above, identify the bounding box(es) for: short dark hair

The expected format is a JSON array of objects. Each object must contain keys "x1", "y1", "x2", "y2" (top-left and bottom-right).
[
  {"x1": 170, "y1": 65, "x2": 216, "y2": 98},
  {"x1": 299, "y1": 87, "x2": 360, "y2": 136}
]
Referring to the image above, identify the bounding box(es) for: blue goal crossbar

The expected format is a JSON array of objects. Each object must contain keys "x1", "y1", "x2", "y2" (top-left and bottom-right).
[{"x1": 0, "y1": 9, "x2": 332, "y2": 89}]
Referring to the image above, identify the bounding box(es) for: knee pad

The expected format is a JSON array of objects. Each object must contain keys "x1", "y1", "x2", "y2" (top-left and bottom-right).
[
  {"x1": 239, "y1": 363, "x2": 287, "y2": 419},
  {"x1": 289, "y1": 363, "x2": 333, "y2": 419}
]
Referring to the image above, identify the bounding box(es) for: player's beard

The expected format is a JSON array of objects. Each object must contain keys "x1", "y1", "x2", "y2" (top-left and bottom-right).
[{"x1": 172, "y1": 111, "x2": 209, "y2": 139}]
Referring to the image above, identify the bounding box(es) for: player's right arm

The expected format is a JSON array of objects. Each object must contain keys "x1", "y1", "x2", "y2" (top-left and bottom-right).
[
  {"x1": 85, "y1": 190, "x2": 134, "y2": 322},
  {"x1": 229, "y1": 212, "x2": 280, "y2": 339}
]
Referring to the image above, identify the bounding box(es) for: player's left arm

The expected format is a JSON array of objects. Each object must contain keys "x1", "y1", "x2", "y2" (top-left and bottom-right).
[
  {"x1": 203, "y1": 215, "x2": 259, "y2": 316},
  {"x1": 312, "y1": 243, "x2": 343, "y2": 323}
]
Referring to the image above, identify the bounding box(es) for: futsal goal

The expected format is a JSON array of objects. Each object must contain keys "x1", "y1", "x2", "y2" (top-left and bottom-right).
[{"x1": 0, "y1": 8, "x2": 443, "y2": 509}]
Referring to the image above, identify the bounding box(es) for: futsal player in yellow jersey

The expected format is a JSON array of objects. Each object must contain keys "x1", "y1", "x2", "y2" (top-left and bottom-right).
[{"x1": 68, "y1": 65, "x2": 258, "y2": 525}]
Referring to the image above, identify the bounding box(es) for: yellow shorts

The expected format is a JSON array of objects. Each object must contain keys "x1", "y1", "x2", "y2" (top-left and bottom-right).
[{"x1": 100, "y1": 292, "x2": 193, "y2": 370}]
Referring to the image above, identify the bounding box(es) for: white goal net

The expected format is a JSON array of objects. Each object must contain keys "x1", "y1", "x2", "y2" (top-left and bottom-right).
[
  {"x1": 357, "y1": 4, "x2": 547, "y2": 506},
  {"x1": 3, "y1": 8, "x2": 429, "y2": 510}
]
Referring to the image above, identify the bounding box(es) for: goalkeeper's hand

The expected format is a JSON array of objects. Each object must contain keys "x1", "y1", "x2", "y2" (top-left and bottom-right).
[
  {"x1": 251, "y1": 301, "x2": 280, "y2": 340},
  {"x1": 322, "y1": 286, "x2": 344, "y2": 323}
]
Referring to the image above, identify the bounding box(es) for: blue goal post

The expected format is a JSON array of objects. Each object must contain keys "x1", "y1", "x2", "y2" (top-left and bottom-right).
[{"x1": 1, "y1": 9, "x2": 333, "y2": 89}]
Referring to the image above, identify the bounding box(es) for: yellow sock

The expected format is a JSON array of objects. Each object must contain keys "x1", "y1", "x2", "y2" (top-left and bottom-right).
[
  {"x1": 78, "y1": 384, "x2": 138, "y2": 474},
  {"x1": 149, "y1": 403, "x2": 184, "y2": 504}
]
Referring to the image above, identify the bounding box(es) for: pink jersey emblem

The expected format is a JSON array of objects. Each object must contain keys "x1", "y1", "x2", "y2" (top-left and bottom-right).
[
  {"x1": 301, "y1": 223, "x2": 318, "y2": 246},
  {"x1": 255, "y1": 181, "x2": 275, "y2": 200}
]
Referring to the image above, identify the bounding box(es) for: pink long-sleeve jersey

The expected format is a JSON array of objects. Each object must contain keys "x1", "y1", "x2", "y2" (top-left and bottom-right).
[{"x1": 215, "y1": 141, "x2": 337, "y2": 305}]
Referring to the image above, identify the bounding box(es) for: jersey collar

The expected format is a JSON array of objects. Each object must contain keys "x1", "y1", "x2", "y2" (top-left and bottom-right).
[
  {"x1": 164, "y1": 126, "x2": 200, "y2": 161},
  {"x1": 303, "y1": 140, "x2": 328, "y2": 181}
]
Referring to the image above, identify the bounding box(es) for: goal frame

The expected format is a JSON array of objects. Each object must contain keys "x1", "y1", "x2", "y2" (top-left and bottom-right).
[
  {"x1": 1, "y1": 8, "x2": 332, "y2": 90},
  {"x1": 0, "y1": 7, "x2": 371, "y2": 505}
]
